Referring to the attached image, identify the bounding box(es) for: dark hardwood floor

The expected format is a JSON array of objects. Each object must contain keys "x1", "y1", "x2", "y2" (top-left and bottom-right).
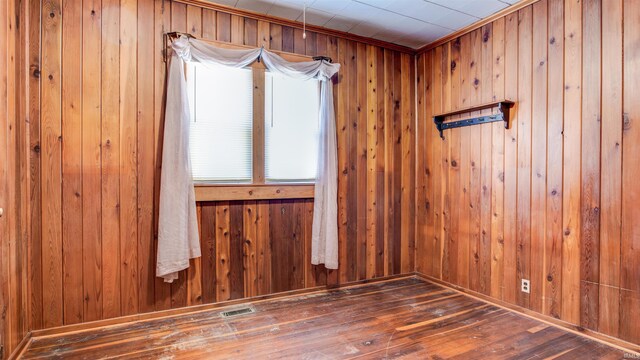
[{"x1": 20, "y1": 277, "x2": 630, "y2": 359}]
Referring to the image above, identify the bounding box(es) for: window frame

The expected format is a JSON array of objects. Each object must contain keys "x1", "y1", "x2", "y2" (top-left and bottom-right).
[{"x1": 188, "y1": 40, "x2": 316, "y2": 201}]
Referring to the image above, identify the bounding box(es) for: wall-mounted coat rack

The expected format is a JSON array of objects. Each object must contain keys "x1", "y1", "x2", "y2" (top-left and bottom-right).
[{"x1": 432, "y1": 99, "x2": 514, "y2": 139}]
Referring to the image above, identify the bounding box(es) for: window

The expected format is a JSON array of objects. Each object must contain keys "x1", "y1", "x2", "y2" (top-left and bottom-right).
[
  {"x1": 187, "y1": 61, "x2": 320, "y2": 186},
  {"x1": 188, "y1": 64, "x2": 253, "y2": 182},
  {"x1": 265, "y1": 72, "x2": 320, "y2": 183}
]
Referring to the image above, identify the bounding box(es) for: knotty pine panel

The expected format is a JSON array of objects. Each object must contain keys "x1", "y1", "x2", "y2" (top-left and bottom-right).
[
  {"x1": 23, "y1": 0, "x2": 415, "y2": 332},
  {"x1": 416, "y1": 0, "x2": 640, "y2": 346},
  {"x1": 1, "y1": 0, "x2": 30, "y2": 357}
]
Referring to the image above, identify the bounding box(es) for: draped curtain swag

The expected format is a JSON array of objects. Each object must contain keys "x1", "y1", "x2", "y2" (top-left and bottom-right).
[{"x1": 157, "y1": 35, "x2": 341, "y2": 283}]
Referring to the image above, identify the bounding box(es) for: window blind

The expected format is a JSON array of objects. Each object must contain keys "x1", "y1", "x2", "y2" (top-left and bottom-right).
[
  {"x1": 264, "y1": 72, "x2": 320, "y2": 183},
  {"x1": 188, "y1": 64, "x2": 253, "y2": 182}
]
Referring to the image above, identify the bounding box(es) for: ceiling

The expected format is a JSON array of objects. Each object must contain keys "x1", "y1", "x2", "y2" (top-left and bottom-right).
[{"x1": 207, "y1": 0, "x2": 519, "y2": 49}]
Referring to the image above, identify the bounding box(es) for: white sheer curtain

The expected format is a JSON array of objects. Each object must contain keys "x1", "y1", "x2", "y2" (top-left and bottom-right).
[{"x1": 157, "y1": 36, "x2": 340, "y2": 283}]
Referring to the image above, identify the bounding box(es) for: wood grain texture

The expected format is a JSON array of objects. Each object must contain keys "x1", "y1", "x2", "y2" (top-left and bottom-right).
[
  {"x1": 2, "y1": 0, "x2": 31, "y2": 356},
  {"x1": 21, "y1": 0, "x2": 416, "y2": 335},
  {"x1": 19, "y1": 278, "x2": 630, "y2": 360},
  {"x1": 416, "y1": 0, "x2": 640, "y2": 347},
  {"x1": 599, "y1": 0, "x2": 622, "y2": 339},
  {"x1": 621, "y1": 0, "x2": 640, "y2": 344}
]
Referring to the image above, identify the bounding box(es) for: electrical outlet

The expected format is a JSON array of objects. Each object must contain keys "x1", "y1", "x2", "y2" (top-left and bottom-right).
[{"x1": 521, "y1": 279, "x2": 530, "y2": 294}]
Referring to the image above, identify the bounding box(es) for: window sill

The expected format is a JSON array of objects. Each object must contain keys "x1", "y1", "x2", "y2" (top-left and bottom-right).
[{"x1": 194, "y1": 183, "x2": 315, "y2": 202}]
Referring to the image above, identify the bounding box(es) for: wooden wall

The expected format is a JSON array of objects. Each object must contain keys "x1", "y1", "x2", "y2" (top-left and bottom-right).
[
  {"x1": 0, "y1": 0, "x2": 29, "y2": 359},
  {"x1": 27, "y1": 0, "x2": 416, "y2": 330},
  {"x1": 1, "y1": 0, "x2": 30, "y2": 357},
  {"x1": 416, "y1": 0, "x2": 639, "y2": 346}
]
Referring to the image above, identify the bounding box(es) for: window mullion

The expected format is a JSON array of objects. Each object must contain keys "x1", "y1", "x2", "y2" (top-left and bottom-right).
[{"x1": 252, "y1": 66, "x2": 266, "y2": 184}]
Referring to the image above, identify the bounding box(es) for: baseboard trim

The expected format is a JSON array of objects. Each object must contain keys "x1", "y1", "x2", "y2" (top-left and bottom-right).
[
  {"x1": 30, "y1": 273, "x2": 413, "y2": 340},
  {"x1": 414, "y1": 271, "x2": 640, "y2": 355},
  {"x1": 8, "y1": 331, "x2": 31, "y2": 360}
]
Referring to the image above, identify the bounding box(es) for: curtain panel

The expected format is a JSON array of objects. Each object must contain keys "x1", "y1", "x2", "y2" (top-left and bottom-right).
[{"x1": 157, "y1": 36, "x2": 340, "y2": 283}]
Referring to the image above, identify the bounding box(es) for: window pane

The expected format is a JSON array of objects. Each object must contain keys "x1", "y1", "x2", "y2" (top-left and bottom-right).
[
  {"x1": 265, "y1": 72, "x2": 320, "y2": 183},
  {"x1": 188, "y1": 64, "x2": 253, "y2": 182}
]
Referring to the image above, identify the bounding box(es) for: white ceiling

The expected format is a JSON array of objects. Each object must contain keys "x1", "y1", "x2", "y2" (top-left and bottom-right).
[{"x1": 208, "y1": 0, "x2": 519, "y2": 49}]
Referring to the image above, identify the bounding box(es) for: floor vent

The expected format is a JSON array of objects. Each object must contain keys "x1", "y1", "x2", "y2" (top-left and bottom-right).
[{"x1": 220, "y1": 306, "x2": 256, "y2": 318}]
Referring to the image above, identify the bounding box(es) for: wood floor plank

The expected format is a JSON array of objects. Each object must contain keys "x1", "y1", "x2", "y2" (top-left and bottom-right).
[{"x1": 20, "y1": 278, "x2": 629, "y2": 360}]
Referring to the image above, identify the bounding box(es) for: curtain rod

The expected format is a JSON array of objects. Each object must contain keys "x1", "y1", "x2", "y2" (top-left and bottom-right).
[{"x1": 163, "y1": 31, "x2": 333, "y2": 64}]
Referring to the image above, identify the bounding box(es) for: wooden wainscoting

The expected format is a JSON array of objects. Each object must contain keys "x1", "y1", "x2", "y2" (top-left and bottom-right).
[{"x1": 415, "y1": 0, "x2": 640, "y2": 346}]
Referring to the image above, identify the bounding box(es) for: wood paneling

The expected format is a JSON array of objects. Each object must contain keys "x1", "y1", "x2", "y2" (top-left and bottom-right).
[
  {"x1": 416, "y1": 0, "x2": 640, "y2": 346},
  {"x1": 23, "y1": 0, "x2": 415, "y2": 332},
  {"x1": 1, "y1": 0, "x2": 30, "y2": 357}
]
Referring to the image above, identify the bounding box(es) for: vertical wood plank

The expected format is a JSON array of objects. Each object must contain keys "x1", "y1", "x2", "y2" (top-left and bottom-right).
[
  {"x1": 201, "y1": 9, "x2": 216, "y2": 40},
  {"x1": 1, "y1": 0, "x2": 9, "y2": 348},
  {"x1": 137, "y1": 0, "x2": 156, "y2": 314},
  {"x1": 621, "y1": 0, "x2": 640, "y2": 344},
  {"x1": 366, "y1": 45, "x2": 378, "y2": 279},
  {"x1": 229, "y1": 201, "x2": 244, "y2": 299},
  {"x1": 580, "y1": 0, "x2": 601, "y2": 331},
  {"x1": 346, "y1": 40, "x2": 358, "y2": 281},
  {"x1": 562, "y1": 0, "x2": 582, "y2": 324},
  {"x1": 479, "y1": 23, "x2": 493, "y2": 296},
  {"x1": 293, "y1": 28, "x2": 305, "y2": 55},
  {"x1": 120, "y1": 0, "x2": 138, "y2": 317},
  {"x1": 269, "y1": 24, "x2": 282, "y2": 51},
  {"x1": 186, "y1": 5, "x2": 201, "y2": 37},
  {"x1": 230, "y1": 15, "x2": 243, "y2": 45},
  {"x1": 244, "y1": 201, "x2": 258, "y2": 298},
  {"x1": 41, "y1": 0, "x2": 63, "y2": 329},
  {"x1": 502, "y1": 12, "x2": 518, "y2": 305},
  {"x1": 432, "y1": 46, "x2": 444, "y2": 279},
  {"x1": 490, "y1": 18, "x2": 505, "y2": 300},
  {"x1": 291, "y1": 201, "x2": 305, "y2": 290},
  {"x1": 216, "y1": 12, "x2": 230, "y2": 42},
  {"x1": 101, "y1": 0, "x2": 121, "y2": 320},
  {"x1": 468, "y1": 29, "x2": 481, "y2": 292},
  {"x1": 598, "y1": 0, "x2": 622, "y2": 338},
  {"x1": 516, "y1": 6, "x2": 532, "y2": 309},
  {"x1": 257, "y1": 20, "x2": 269, "y2": 48},
  {"x1": 82, "y1": 0, "x2": 103, "y2": 323},
  {"x1": 445, "y1": 40, "x2": 459, "y2": 285},
  {"x1": 457, "y1": 34, "x2": 470, "y2": 288},
  {"x1": 215, "y1": 202, "x2": 230, "y2": 301},
  {"x1": 415, "y1": 52, "x2": 427, "y2": 275},
  {"x1": 244, "y1": 18, "x2": 257, "y2": 47},
  {"x1": 530, "y1": 0, "x2": 548, "y2": 314},
  {"x1": 304, "y1": 32, "x2": 316, "y2": 57},
  {"x1": 281, "y1": 26, "x2": 294, "y2": 53},
  {"x1": 28, "y1": 0, "x2": 44, "y2": 330},
  {"x1": 356, "y1": 42, "x2": 367, "y2": 281},
  {"x1": 392, "y1": 51, "x2": 402, "y2": 276},
  {"x1": 61, "y1": 0, "x2": 83, "y2": 325},
  {"x1": 545, "y1": 0, "x2": 564, "y2": 319},
  {"x1": 200, "y1": 204, "x2": 216, "y2": 303},
  {"x1": 256, "y1": 200, "x2": 271, "y2": 294},
  {"x1": 383, "y1": 49, "x2": 394, "y2": 277},
  {"x1": 375, "y1": 47, "x2": 385, "y2": 278}
]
